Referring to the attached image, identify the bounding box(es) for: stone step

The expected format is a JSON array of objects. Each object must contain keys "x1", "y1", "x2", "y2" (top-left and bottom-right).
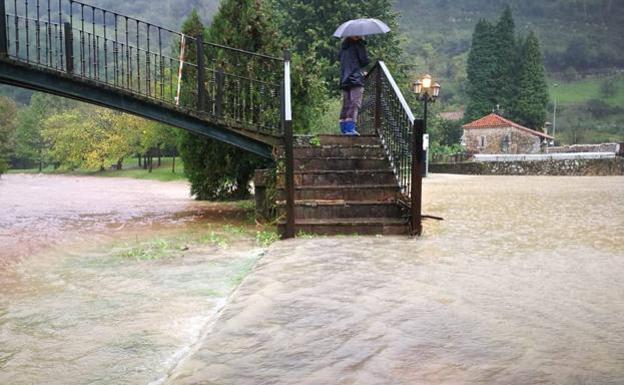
[
  {"x1": 280, "y1": 184, "x2": 401, "y2": 201},
  {"x1": 293, "y1": 145, "x2": 385, "y2": 159},
  {"x1": 284, "y1": 200, "x2": 406, "y2": 220},
  {"x1": 277, "y1": 169, "x2": 396, "y2": 187},
  {"x1": 294, "y1": 157, "x2": 390, "y2": 171},
  {"x1": 277, "y1": 217, "x2": 409, "y2": 236},
  {"x1": 315, "y1": 134, "x2": 380, "y2": 146}
]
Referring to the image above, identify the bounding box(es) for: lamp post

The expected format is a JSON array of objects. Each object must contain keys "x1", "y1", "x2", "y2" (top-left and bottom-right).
[
  {"x1": 412, "y1": 74, "x2": 441, "y2": 175},
  {"x1": 409, "y1": 74, "x2": 440, "y2": 236}
]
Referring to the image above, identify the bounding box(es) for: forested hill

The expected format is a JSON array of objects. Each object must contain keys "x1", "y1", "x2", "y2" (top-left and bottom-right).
[
  {"x1": 85, "y1": 0, "x2": 623, "y2": 76},
  {"x1": 396, "y1": 0, "x2": 624, "y2": 75}
]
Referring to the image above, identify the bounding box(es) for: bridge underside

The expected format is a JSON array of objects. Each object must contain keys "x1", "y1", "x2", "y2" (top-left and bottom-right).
[{"x1": 0, "y1": 59, "x2": 275, "y2": 159}]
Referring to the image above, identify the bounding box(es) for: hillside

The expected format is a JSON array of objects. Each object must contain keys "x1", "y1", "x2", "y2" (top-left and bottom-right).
[
  {"x1": 396, "y1": 0, "x2": 624, "y2": 75},
  {"x1": 79, "y1": 1, "x2": 624, "y2": 76}
]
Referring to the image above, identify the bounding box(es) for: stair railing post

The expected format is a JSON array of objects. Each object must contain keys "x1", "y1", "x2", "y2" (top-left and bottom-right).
[
  {"x1": 373, "y1": 64, "x2": 382, "y2": 134},
  {"x1": 215, "y1": 67, "x2": 224, "y2": 117},
  {"x1": 282, "y1": 49, "x2": 295, "y2": 239},
  {"x1": 196, "y1": 35, "x2": 205, "y2": 112},
  {"x1": 411, "y1": 119, "x2": 424, "y2": 236},
  {"x1": 63, "y1": 22, "x2": 73, "y2": 73},
  {"x1": 0, "y1": 0, "x2": 7, "y2": 57}
]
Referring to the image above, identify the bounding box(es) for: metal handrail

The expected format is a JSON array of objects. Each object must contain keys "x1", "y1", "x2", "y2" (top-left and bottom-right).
[{"x1": 359, "y1": 60, "x2": 424, "y2": 235}]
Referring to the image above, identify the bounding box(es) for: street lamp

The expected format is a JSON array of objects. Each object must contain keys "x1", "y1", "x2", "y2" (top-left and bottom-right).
[
  {"x1": 409, "y1": 74, "x2": 440, "y2": 236},
  {"x1": 412, "y1": 74, "x2": 441, "y2": 174}
]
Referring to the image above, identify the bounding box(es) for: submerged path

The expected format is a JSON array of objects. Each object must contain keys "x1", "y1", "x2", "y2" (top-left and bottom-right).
[{"x1": 167, "y1": 175, "x2": 624, "y2": 384}]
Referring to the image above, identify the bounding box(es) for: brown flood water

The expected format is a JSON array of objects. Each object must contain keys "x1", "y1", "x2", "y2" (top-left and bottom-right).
[
  {"x1": 0, "y1": 173, "x2": 249, "y2": 267},
  {"x1": 0, "y1": 174, "x2": 264, "y2": 385},
  {"x1": 166, "y1": 175, "x2": 624, "y2": 385},
  {"x1": 1, "y1": 173, "x2": 623, "y2": 384}
]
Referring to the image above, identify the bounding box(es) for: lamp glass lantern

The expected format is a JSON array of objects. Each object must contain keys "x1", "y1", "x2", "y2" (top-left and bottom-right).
[
  {"x1": 421, "y1": 74, "x2": 432, "y2": 90},
  {"x1": 432, "y1": 82, "x2": 441, "y2": 98},
  {"x1": 412, "y1": 79, "x2": 423, "y2": 95}
]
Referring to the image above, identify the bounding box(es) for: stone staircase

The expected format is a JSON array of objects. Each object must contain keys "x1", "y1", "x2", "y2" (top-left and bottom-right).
[{"x1": 277, "y1": 135, "x2": 410, "y2": 236}]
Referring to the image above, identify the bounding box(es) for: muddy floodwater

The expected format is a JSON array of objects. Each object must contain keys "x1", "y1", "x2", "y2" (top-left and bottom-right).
[
  {"x1": 1, "y1": 173, "x2": 624, "y2": 384},
  {"x1": 0, "y1": 174, "x2": 264, "y2": 384}
]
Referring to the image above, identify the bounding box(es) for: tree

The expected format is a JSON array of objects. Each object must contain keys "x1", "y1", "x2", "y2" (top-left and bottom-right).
[
  {"x1": 465, "y1": 19, "x2": 498, "y2": 122},
  {"x1": 42, "y1": 109, "x2": 90, "y2": 170},
  {"x1": 13, "y1": 93, "x2": 78, "y2": 170},
  {"x1": 493, "y1": 6, "x2": 517, "y2": 115},
  {"x1": 513, "y1": 32, "x2": 549, "y2": 129},
  {"x1": 177, "y1": 6, "x2": 272, "y2": 200},
  {"x1": 42, "y1": 105, "x2": 146, "y2": 171},
  {"x1": 274, "y1": 0, "x2": 403, "y2": 94},
  {"x1": 0, "y1": 96, "x2": 17, "y2": 175}
]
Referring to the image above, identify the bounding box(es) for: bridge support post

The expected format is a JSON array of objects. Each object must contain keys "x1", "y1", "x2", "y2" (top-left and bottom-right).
[
  {"x1": 196, "y1": 36, "x2": 205, "y2": 112},
  {"x1": 63, "y1": 22, "x2": 73, "y2": 73},
  {"x1": 410, "y1": 119, "x2": 424, "y2": 236},
  {"x1": 0, "y1": 0, "x2": 7, "y2": 57},
  {"x1": 282, "y1": 49, "x2": 295, "y2": 239}
]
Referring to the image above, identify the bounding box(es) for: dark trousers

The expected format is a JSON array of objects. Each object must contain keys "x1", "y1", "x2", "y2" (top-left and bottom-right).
[{"x1": 339, "y1": 86, "x2": 364, "y2": 122}]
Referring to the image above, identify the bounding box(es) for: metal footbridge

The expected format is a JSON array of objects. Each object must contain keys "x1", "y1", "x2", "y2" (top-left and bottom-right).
[
  {"x1": 0, "y1": 0, "x2": 427, "y2": 237},
  {"x1": 0, "y1": 0, "x2": 290, "y2": 158}
]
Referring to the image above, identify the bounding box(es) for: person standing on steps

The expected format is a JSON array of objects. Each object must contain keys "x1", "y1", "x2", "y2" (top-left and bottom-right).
[{"x1": 339, "y1": 35, "x2": 370, "y2": 136}]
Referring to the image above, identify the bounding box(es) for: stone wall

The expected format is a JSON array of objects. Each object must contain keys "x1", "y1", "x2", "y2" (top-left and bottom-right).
[
  {"x1": 464, "y1": 127, "x2": 541, "y2": 154},
  {"x1": 547, "y1": 143, "x2": 622, "y2": 154},
  {"x1": 430, "y1": 157, "x2": 624, "y2": 176}
]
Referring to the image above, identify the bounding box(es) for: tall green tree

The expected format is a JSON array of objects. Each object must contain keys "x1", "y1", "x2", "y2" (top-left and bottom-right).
[
  {"x1": 493, "y1": 5, "x2": 517, "y2": 115},
  {"x1": 274, "y1": 0, "x2": 402, "y2": 94},
  {"x1": 0, "y1": 96, "x2": 17, "y2": 175},
  {"x1": 177, "y1": 5, "x2": 273, "y2": 200},
  {"x1": 465, "y1": 19, "x2": 498, "y2": 122},
  {"x1": 513, "y1": 32, "x2": 549, "y2": 129}
]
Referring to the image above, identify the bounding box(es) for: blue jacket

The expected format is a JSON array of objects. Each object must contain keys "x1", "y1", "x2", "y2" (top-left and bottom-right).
[{"x1": 339, "y1": 39, "x2": 370, "y2": 90}]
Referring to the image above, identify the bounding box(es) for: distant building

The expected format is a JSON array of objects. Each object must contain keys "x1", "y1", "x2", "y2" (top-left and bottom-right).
[{"x1": 462, "y1": 113, "x2": 553, "y2": 154}]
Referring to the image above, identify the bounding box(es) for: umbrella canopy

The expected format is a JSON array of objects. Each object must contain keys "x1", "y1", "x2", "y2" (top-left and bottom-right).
[{"x1": 333, "y1": 18, "x2": 391, "y2": 38}]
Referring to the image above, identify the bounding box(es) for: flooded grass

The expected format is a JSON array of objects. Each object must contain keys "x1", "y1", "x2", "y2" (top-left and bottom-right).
[{"x1": 113, "y1": 224, "x2": 278, "y2": 262}]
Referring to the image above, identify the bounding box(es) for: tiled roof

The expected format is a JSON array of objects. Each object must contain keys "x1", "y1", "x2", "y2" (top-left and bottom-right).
[{"x1": 462, "y1": 113, "x2": 554, "y2": 140}]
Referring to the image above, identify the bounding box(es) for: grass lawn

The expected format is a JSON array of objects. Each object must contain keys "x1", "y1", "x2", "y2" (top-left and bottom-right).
[
  {"x1": 550, "y1": 73, "x2": 624, "y2": 106},
  {"x1": 9, "y1": 156, "x2": 187, "y2": 182}
]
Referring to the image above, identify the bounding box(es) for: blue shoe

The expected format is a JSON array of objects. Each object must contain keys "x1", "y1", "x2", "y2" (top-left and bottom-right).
[
  {"x1": 339, "y1": 121, "x2": 348, "y2": 134},
  {"x1": 343, "y1": 121, "x2": 360, "y2": 136}
]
